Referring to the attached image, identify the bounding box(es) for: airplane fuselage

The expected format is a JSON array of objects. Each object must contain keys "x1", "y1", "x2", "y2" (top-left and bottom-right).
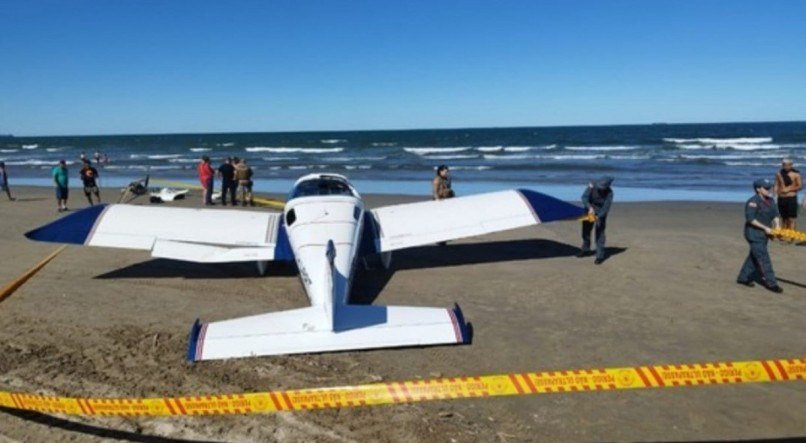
[{"x1": 283, "y1": 175, "x2": 365, "y2": 308}]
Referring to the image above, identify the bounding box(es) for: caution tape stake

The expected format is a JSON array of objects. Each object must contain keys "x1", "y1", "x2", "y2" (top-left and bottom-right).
[{"x1": 0, "y1": 357, "x2": 803, "y2": 417}]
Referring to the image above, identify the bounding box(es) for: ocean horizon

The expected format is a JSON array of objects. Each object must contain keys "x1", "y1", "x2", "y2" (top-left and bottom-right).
[{"x1": 3, "y1": 121, "x2": 805, "y2": 202}]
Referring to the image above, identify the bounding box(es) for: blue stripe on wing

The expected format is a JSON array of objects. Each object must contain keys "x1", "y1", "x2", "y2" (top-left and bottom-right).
[
  {"x1": 24, "y1": 204, "x2": 109, "y2": 244},
  {"x1": 517, "y1": 189, "x2": 585, "y2": 222}
]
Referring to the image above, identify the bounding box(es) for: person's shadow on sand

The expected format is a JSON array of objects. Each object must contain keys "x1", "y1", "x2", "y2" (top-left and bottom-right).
[{"x1": 0, "y1": 407, "x2": 224, "y2": 443}]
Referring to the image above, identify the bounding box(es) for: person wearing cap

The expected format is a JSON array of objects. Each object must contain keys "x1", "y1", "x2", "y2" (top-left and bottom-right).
[
  {"x1": 217, "y1": 157, "x2": 237, "y2": 206},
  {"x1": 578, "y1": 176, "x2": 614, "y2": 264},
  {"x1": 774, "y1": 158, "x2": 802, "y2": 230},
  {"x1": 737, "y1": 178, "x2": 783, "y2": 293},
  {"x1": 52, "y1": 160, "x2": 69, "y2": 212}
]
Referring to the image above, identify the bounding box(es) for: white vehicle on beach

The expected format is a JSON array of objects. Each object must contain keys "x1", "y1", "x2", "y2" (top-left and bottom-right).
[{"x1": 26, "y1": 173, "x2": 584, "y2": 361}]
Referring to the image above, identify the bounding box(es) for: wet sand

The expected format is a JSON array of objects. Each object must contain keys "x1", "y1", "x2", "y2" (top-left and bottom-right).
[{"x1": 0, "y1": 185, "x2": 804, "y2": 442}]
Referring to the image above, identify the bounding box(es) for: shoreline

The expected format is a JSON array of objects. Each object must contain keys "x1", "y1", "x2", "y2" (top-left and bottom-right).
[{"x1": 5, "y1": 178, "x2": 762, "y2": 203}]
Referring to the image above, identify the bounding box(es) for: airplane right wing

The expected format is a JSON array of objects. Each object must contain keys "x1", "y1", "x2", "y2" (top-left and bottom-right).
[{"x1": 369, "y1": 189, "x2": 584, "y2": 253}]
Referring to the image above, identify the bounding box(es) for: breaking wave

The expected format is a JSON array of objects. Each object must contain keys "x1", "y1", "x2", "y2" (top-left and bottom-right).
[
  {"x1": 404, "y1": 147, "x2": 472, "y2": 155},
  {"x1": 245, "y1": 147, "x2": 344, "y2": 153},
  {"x1": 565, "y1": 145, "x2": 640, "y2": 151}
]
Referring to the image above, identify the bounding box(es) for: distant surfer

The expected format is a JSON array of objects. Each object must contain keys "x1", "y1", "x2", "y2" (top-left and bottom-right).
[
  {"x1": 217, "y1": 157, "x2": 237, "y2": 206},
  {"x1": 79, "y1": 159, "x2": 101, "y2": 205},
  {"x1": 52, "y1": 160, "x2": 69, "y2": 212},
  {"x1": 0, "y1": 162, "x2": 15, "y2": 201},
  {"x1": 432, "y1": 165, "x2": 454, "y2": 200},
  {"x1": 578, "y1": 176, "x2": 614, "y2": 264},
  {"x1": 197, "y1": 155, "x2": 215, "y2": 206},
  {"x1": 93, "y1": 151, "x2": 101, "y2": 164},
  {"x1": 737, "y1": 178, "x2": 783, "y2": 293},
  {"x1": 775, "y1": 159, "x2": 802, "y2": 230}
]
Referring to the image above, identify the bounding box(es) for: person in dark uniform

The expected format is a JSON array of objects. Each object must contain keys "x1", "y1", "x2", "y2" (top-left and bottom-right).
[
  {"x1": 737, "y1": 178, "x2": 783, "y2": 293},
  {"x1": 217, "y1": 157, "x2": 237, "y2": 206},
  {"x1": 578, "y1": 176, "x2": 614, "y2": 264}
]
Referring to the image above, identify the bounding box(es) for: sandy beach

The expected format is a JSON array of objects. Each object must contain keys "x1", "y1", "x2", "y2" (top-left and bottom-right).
[{"x1": 0, "y1": 185, "x2": 804, "y2": 442}]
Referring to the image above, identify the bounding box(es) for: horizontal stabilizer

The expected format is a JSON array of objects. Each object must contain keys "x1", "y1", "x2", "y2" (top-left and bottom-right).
[{"x1": 188, "y1": 304, "x2": 469, "y2": 361}]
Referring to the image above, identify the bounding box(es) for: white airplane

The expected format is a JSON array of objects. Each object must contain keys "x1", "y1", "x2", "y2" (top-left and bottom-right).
[{"x1": 26, "y1": 173, "x2": 584, "y2": 362}]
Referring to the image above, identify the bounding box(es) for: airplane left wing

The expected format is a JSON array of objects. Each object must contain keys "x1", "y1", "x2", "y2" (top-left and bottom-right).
[
  {"x1": 369, "y1": 189, "x2": 584, "y2": 253},
  {"x1": 25, "y1": 204, "x2": 293, "y2": 262}
]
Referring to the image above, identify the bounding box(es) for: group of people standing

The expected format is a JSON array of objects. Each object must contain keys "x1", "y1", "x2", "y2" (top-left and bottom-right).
[
  {"x1": 50, "y1": 159, "x2": 102, "y2": 212},
  {"x1": 197, "y1": 156, "x2": 254, "y2": 207},
  {"x1": 737, "y1": 159, "x2": 803, "y2": 294}
]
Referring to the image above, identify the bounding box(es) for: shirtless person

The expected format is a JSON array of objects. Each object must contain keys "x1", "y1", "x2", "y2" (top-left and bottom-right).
[
  {"x1": 432, "y1": 165, "x2": 454, "y2": 200},
  {"x1": 775, "y1": 159, "x2": 802, "y2": 230}
]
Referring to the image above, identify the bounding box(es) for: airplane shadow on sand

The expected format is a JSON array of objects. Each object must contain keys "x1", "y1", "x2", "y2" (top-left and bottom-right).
[
  {"x1": 94, "y1": 239, "x2": 627, "y2": 306},
  {"x1": 353, "y1": 239, "x2": 627, "y2": 305},
  {"x1": 95, "y1": 259, "x2": 299, "y2": 280}
]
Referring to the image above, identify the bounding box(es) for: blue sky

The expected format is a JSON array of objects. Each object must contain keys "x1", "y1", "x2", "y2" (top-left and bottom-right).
[{"x1": 1, "y1": 0, "x2": 805, "y2": 135}]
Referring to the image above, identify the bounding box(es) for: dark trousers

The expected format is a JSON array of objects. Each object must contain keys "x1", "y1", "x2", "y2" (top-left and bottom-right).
[
  {"x1": 204, "y1": 177, "x2": 214, "y2": 204},
  {"x1": 221, "y1": 181, "x2": 237, "y2": 205},
  {"x1": 581, "y1": 217, "x2": 607, "y2": 260},
  {"x1": 737, "y1": 239, "x2": 777, "y2": 287}
]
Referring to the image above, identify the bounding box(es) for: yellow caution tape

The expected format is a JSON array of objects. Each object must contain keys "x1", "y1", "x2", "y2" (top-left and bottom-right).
[
  {"x1": 149, "y1": 179, "x2": 284, "y2": 210},
  {"x1": 0, "y1": 357, "x2": 802, "y2": 417},
  {"x1": 0, "y1": 246, "x2": 66, "y2": 304},
  {"x1": 771, "y1": 228, "x2": 806, "y2": 243}
]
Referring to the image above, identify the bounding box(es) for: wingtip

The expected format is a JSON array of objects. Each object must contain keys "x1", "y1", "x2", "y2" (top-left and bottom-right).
[
  {"x1": 516, "y1": 189, "x2": 586, "y2": 222},
  {"x1": 24, "y1": 204, "x2": 109, "y2": 244},
  {"x1": 187, "y1": 319, "x2": 202, "y2": 363},
  {"x1": 452, "y1": 303, "x2": 472, "y2": 345}
]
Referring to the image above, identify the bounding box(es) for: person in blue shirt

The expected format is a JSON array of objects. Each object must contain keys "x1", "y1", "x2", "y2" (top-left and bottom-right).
[
  {"x1": 52, "y1": 160, "x2": 69, "y2": 212},
  {"x1": 737, "y1": 178, "x2": 783, "y2": 293},
  {"x1": 578, "y1": 176, "x2": 614, "y2": 264}
]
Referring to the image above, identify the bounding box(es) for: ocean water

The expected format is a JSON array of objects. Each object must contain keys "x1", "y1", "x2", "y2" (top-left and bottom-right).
[{"x1": 2, "y1": 121, "x2": 805, "y2": 201}]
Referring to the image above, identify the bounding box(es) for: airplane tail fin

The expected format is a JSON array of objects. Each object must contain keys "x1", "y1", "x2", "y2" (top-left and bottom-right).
[{"x1": 187, "y1": 303, "x2": 469, "y2": 361}]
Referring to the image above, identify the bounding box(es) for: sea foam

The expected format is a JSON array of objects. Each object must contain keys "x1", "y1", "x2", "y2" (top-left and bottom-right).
[
  {"x1": 246, "y1": 147, "x2": 344, "y2": 153},
  {"x1": 404, "y1": 147, "x2": 471, "y2": 155}
]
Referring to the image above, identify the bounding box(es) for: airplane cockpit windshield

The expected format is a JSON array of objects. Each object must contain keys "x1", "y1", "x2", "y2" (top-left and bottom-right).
[{"x1": 290, "y1": 176, "x2": 356, "y2": 199}]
